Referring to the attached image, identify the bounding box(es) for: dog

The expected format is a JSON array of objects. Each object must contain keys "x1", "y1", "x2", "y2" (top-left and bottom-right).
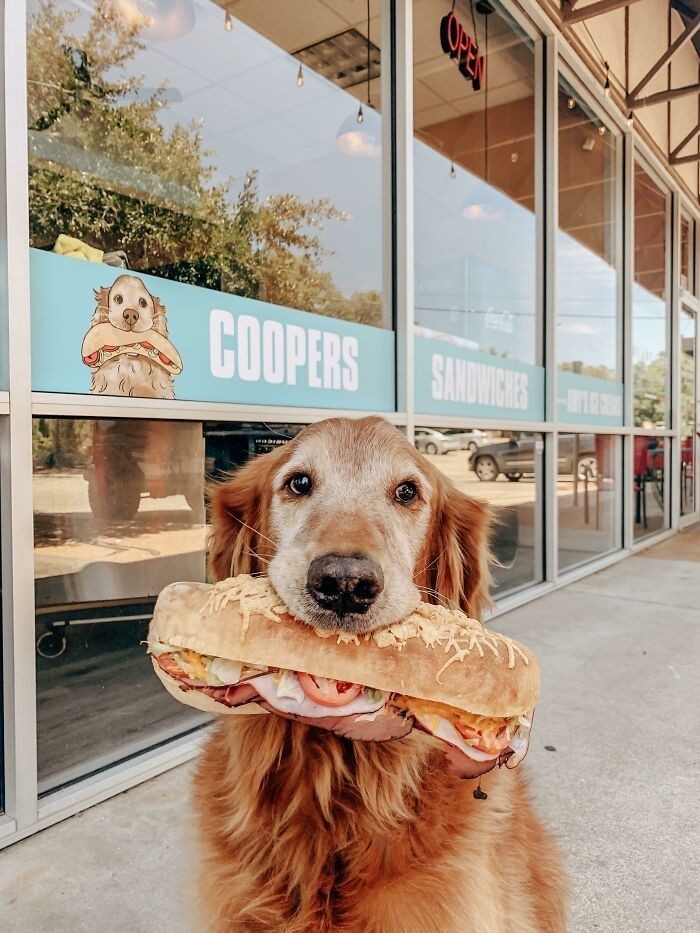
[
  {"x1": 195, "y1": 417, "x2": 567, "y2": 932},
  {"x1": 89, "y1": 274, "x2": 176, "y2": 399}
]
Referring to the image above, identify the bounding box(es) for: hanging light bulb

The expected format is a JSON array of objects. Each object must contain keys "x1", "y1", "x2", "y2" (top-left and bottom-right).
[
  {"x1": 296, "y1": 64, "x2": 304, "y2": 87},
  {"x1": 449, "y1": 161, "x2": 457, "y2": 180},
  {"x1": 598, "y1": 125, "x2": 606, "y2": 137},
  {"x1": 567, "y1": 97, "x2": 576, "y2": 110},
  {"x1": 356, "y1": 102, "x2": 364, "y2": 124},
  {"x1": 627, "y1": 111, "x2": 634, "y2": 128},
  {"x1": 604, "y1": 63, "x2": 611, "y2": 99},
  {"x1": 224, "y1": 9, "x2": 233, "y2": 31}
]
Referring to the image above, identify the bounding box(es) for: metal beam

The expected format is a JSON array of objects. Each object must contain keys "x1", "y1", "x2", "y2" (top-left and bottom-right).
[
  {"x1": 670, "y1": 152, "x2": 700, "y2": 166},
  {"x1": 670, "y1": 121, "x2": 700, "y2": 160},
  {"x1": 630, "y1": 82, "x2": 700, "y2": 109},
  {"x1": 563, "y1": 0, "x2": 642, "y2": 26},
  {"x1": 628, "y1": 14, "x2": 700, "y2": 102}
]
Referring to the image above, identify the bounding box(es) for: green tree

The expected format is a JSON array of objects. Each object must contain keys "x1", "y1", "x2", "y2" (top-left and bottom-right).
[
  {"x1": 27, "y1": 0, "x2": 376, "y2": 321},
  {"x1": 633, "y1": 354, "x2": 667, "y2": 427}
]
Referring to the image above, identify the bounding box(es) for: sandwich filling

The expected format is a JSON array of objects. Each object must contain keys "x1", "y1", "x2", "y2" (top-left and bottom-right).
[{"x1": 148, "y1": 640, "x2": 532, "y2": 777}]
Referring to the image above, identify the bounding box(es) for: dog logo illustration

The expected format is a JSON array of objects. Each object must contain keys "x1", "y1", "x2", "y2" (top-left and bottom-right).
[{"x1": 81, "y1": 274, "x2": 183, "y2": 399}]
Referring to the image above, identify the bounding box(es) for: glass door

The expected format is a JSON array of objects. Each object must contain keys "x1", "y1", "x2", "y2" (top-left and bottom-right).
[{"x1": 680, "y1": 306, "x2": 697, "y2": 519}]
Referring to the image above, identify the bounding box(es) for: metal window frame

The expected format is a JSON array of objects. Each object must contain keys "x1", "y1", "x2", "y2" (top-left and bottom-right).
[
  {"x1": 678, "y1": 294, "x2": 700, "y2": 527},
  {"x1": 1, "y1": 0, "x2": 698, "y2": 849}
]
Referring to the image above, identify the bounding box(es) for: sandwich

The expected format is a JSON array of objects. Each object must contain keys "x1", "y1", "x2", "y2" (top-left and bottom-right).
[
  {"x1": 81, "y1": 321, "x2": 183, "y2": 375},
  {"x1": 147, "y1": 575, "x2": 539, "y2": 779}
]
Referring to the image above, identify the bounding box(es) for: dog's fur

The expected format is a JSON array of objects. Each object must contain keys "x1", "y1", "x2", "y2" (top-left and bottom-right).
[
  {"x1": 196, "y1": 417, "x2": 566, "y2": 932},
  {"x1": 89, "y1": 275, "x2": 175, "y2": 399}
]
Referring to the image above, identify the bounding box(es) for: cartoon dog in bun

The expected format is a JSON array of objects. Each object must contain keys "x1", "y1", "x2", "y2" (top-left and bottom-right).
[{"x1": 82, "y1": 275, "x2": 182, "y2": 399}]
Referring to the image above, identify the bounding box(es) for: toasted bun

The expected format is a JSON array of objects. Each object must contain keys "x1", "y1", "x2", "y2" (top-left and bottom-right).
[
  {"x1": 81, "y1": 322, "x2": 183, "y2": 374},
  {"x1": 151, "y1": 657, "x2": 268, "y2": 717},
  {"x1": 149, "y1": 576, "x2": 539, "y2": 718}
]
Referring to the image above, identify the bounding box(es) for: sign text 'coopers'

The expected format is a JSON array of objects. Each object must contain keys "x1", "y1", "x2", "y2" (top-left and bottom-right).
[
  {"x1": 440, "y1": 11, "x2": 485, "y2": 91},
  {"x1": 209, "y1": 309, "x2": 359, "y2": 391},
  {"x1": 431, "y1": 352, "x2": 529, "y2": 411}
]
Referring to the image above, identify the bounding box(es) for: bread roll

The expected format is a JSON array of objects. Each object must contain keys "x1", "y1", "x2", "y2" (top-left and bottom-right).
[{"x1": 149, "y1": 575, "x2": 539, "y2": 719}]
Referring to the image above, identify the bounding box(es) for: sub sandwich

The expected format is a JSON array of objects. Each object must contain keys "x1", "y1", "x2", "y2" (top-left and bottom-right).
[
  {"x1": 147, "y1": 575, "x2": 539, "y2": 779},
  {"x1": 82, "y1": 322, "x2": 183, "y2": 375}
]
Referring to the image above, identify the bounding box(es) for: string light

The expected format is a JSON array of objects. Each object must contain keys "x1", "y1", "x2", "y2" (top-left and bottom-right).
[
  {"x1": 224, "y1": 10, "x2": 233, "y2": 31},
  {"x1": 598, "y1": 125, "x2": 606, "y2": 136},
  {"x1": 604, "y1": 62, "x2": 611, "y2": 99},
  {"x1": 296, "y1": 64, "x2": 304, "y2": 87},
  {"x1": 449, "y1": 161, "x2": 457, "y2": 180},
  {"x1": 627, "y1": 111, "x2": 634, "y2": 128},
  {"x1": 567, "y1": 97, "x2": 576, "y2": 110},
  {"x1": 356, "y1": 103, "x2": 364, "y2": 124}
]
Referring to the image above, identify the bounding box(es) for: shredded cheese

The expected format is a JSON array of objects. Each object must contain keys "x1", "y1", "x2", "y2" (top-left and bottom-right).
[{"x1": 201, "y1": 574, "x2": 530, "y2": 677}]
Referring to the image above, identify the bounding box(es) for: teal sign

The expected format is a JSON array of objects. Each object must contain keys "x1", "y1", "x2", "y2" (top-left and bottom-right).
[
  {"x1": 30, "y1": 249, "x2": 395, "y2": 411},
  {"x1": 414, "y1": 333, "x2": 544, "y2": 421},
  {"x1": 557, "y1": 371, "x2": 623, "y2": 426}
]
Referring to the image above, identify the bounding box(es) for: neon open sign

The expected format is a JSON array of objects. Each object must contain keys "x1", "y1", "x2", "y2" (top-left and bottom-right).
[{"x1": 440, "y1": 11, "x2": 485, "y2": 91}]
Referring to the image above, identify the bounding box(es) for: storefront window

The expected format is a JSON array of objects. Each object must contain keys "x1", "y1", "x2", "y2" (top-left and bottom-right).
[
  {"x1": 415, "y1": 427, "x2": 542, "y2": 597},
  {"x1": 557, "y1": 434, "x2": 619, "y2": 572},
  {"x1": 680, "y1": 213, "x2": 695, "y2": 295},
  {"x1": 557, "y1": 81, "x2": 618, "y2": 380},
  {"x1": 27, "y1": 0, "x2": 386, "y2": 328},
  {"x1": 633, "y1": 164, "x2": 669, "y2": 428},
  {"x1": 680, "y1": 309, "x2": 696, "y2": 516},
  {"x1": 413, "y1": 0, "x2": 538, "y2": 367},
  {"x1": 34, "y1": 417, "x2": 207, "y2": 792},
  {"x1": 633, "y1": 435, "x2": 668, "y2": 540}
]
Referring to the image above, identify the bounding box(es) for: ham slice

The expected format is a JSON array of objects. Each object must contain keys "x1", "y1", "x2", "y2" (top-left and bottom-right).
[{"x1": 257, "y1": 701, "x2": 414, "y2": 741}]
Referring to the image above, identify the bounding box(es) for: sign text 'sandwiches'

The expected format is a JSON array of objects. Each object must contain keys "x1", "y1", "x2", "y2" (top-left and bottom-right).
[{"x1": 440, "y1": 11, "x2": 485, "y2": 91}]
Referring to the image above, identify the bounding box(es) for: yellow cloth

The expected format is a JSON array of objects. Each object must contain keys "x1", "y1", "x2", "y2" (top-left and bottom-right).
[{"x1": 52, "y1": 234, "x2": 104, "y2": 264}]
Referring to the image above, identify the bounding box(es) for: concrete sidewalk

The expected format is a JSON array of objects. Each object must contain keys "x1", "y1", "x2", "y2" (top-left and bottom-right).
[{"x1": 1, "y1": 527, "x2": 699, "y2": 932}]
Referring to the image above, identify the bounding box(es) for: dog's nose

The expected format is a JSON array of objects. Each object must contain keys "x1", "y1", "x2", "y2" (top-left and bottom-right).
[
  {"x1": 123, "y1": 307, "x2": 139, "y2": 328},
  {"x1": 307, "y1": 554, "x2": 384, "y2": 617}
]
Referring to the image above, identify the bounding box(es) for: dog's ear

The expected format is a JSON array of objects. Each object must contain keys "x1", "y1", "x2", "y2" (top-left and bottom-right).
[
  {"x1": 150, "y1": 295, "x2": 169, "y2": 336},
  {"x1": 92, "y1": 287, "x2": 110, "y2": 323},
  {"x1": 415, "y1": 473, "x2": 493, "y2": 619},
  {"x1": 208, "y1": 446, "x2": 290, "y2": 582}
]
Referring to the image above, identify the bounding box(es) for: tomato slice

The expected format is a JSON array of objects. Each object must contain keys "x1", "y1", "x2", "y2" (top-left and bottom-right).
[
  {"x1": 155, "y1": 652, "x2": 190, "y2": 681},
  {"x1": 297, "y1": 672, "x2": 362, "y2": 707},
  {"x1": 140, "y1": 341, "x2": 154, "y2": 350},
  {"x1": 158, "y1": 351, "x2": 172, "y2": 366},
  {"x1": 102, "y1": 345, "x2": 119, "y2": 352},
  {"x1": 83, "y1": 351, "x2": 100, "y2": 366},
  {"x1": 455, "y1": 721, "x2": 511, "y2": 756}
]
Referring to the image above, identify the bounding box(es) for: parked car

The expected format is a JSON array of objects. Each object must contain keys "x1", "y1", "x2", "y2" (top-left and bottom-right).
[
  {"x1": 414, "y1": 428, "x2": 461, "y2": 456},
  {"x1": 441, "y1": 428, "x2": 487, "y2": 453},
  {"x1": 469, "y1": 433, "x2": 597, "y2": 481}
]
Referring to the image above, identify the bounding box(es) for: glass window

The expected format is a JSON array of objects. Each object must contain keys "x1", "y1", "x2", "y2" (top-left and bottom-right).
[
  {"x1": 633, "y1": 435, "x2": 668, "y2": 540},
  {"x1": 633, "y1": 164, "x2": 669, "y2": 428},
  {"x1": 27, "y1": 1, "x2": 387, "y2": 328},
  {"x1": 680, "y1": 213, "x2": 695, "y2": 295},
  {"x1": 557, "y1": 434, "x2": 620, "y2": 572},
  {"x1": 413, "y1": 0, "x2": 538, "y2": 366},
  {"x1": 557, "y1": 82, "x2": 618, "y2": 379},
  {"x1": 680, "y1": 309, "x2": 696, "y2": 516},
  {"x1": 416, "y1": 426, "x2": 542, "y2": 597},
  {"x1": 34, "y1": 418, "x2": 207, "y2": 792}
]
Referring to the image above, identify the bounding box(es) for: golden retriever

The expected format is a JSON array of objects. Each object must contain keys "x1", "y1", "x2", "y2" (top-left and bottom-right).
[
  {"x1": 90, "y1": 274, "x2": 175, "y2": 398},
  {"x1": 195, "y1": 416, "x2": 566, "y2": 932}
]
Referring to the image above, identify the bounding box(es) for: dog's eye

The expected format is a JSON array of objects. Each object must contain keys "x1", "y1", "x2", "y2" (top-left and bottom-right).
[
  {"x1": 287, "y1": 473, "x2": 312, "y2": 496},
  {"x1": 395, "y1": 482, "x2": 417, "y2": 504},
  {"x1": 139, "y1": 297, "x2": 148, "y2": 308},
  {"x1": 114, "y1": 294, "x2": 123, "y2": 304}
]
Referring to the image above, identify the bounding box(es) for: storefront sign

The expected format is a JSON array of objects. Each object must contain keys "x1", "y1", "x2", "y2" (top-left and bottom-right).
[
  {"x1": 439, "y1": 11, "x2": 485, "y2": 91},
  {"x1": 557, "y1": 372, "x2": 624, "y2": 427},
  {"x1": 414, "y1": 332, "x2": 544, "y2": 420},
  {"x1": 30, "y1": 249, "x2": 395, "y2": 411}
]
